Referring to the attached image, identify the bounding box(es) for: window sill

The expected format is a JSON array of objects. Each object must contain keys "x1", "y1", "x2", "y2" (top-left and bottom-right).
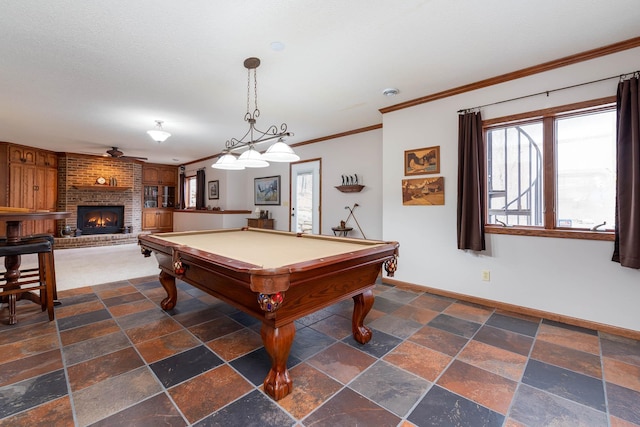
[{"x1": 485, "y1": 225, "x2": 614, "y2": 241}]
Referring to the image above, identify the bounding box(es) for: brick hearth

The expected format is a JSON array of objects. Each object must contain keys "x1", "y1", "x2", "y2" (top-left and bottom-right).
[
  {"x1": 56, "y1": 153, "x2": 144, "y2": 248},
  {"x1": 53, "y1": 233, "x2": 143, "y2": 249}
]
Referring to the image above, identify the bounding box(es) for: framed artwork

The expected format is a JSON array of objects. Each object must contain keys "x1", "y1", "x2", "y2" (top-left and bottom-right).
[
  {"x1": 208, "y1": 180, "x2": 219, "y2": 200},
  {"x1": 254, "y1": 175, "x2": 280, "y2": 205},
  {"x1": 402, "y1": 176, "x2": 444, "y2": 205},
  {"x1": 404, "y1": 146, "x2": 440, "y2": 175}
]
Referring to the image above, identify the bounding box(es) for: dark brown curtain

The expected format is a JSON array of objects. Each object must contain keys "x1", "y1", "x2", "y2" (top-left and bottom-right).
[
  {"x1": 457, "y1": 111, "x2": 486, "y2": 251},
  {"x1": 178, "y1": 171, "x2": 186, "y2": 209},
  {"x1": 195, "y1": 169, "x2": 206, "y2": 210},
  {"x1": 612, "y1": 75, "x2": 640, "y2": 268}
]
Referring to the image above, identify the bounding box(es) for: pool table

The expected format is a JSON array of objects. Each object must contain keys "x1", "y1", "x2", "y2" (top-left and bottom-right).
[{"x1": 139, "y1": 227, "x2": 399, "y2": 400}]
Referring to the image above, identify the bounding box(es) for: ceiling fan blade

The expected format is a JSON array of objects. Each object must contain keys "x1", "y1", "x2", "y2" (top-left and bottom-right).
[
  {"x1": 104, "y1": 147, "x2": 147, "y2": 160},
  {"x1": 120, "y1": 155, "x2": 148, "y2": 160}
]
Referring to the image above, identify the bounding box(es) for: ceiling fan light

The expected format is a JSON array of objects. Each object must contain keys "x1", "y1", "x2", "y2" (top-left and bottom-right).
[
  {"x1": 212, "y1": 153, "x2": 245, "y2": 170},
  {"x1": 147, "y1": 129, "x2": 171, "y2": 143},
  {"x1": 262, "y1": 141, "x2": 300, "y2": 162},
  {"x1": 236, "y1": 147, "x2": 269, "y2": 168}
]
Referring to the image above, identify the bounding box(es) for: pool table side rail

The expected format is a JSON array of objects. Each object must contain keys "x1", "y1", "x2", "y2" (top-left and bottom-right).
[
  {"x1": 158, "y1": 244, "x2": 396, "y2": 327},
  {"x1": 138, "y1": 232, "x2": 399, "y2": 278}
]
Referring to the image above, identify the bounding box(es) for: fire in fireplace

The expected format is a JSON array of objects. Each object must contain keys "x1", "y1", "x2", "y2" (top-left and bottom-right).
[{"x1": 77, "y1": 205, "x2": 125, "y2": 235}]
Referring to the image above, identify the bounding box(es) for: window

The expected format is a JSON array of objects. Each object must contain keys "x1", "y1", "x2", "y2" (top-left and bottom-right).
[
  {"x1": 484, "y1": 99, "x2": 616, "y2": 239},
  {"x1": 486, "y1": 121, "x2": 544, "y2": 226},
  {"x1": 185, "y1": 176, "x2": 197, "y2": 208}
]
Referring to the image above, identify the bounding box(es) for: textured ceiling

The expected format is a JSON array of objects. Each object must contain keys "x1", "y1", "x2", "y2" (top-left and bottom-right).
[{"x1": 1, "y1": 1, "x2": 639, "y2": 164}]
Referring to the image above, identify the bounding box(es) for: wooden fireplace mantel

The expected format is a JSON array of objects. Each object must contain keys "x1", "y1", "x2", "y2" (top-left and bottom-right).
[{"x1": 71, "y1": 185, "x2": 131, "y2": 191}]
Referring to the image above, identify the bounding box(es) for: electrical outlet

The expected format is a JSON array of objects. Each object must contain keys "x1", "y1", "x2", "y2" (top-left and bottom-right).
[{"x1": 481, "y1": 270, "x2": 491, "y2": 281}]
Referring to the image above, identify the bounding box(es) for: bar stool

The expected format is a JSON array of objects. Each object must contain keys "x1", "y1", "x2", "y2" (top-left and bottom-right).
[
  {"x1": 0, "y1": 234, "x2": 58, "y2": 301},
  {"x1": 0, "y1": 239, "x2": 54, "y2": 325}
]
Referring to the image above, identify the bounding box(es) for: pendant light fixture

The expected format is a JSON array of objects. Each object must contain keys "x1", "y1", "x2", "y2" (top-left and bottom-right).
[
  {"x1": 212, "y1": 57, "x2": 298, "y2": 170},
  {"x1": 147, "y1": 120, "x2": 171, "y2": 143}
]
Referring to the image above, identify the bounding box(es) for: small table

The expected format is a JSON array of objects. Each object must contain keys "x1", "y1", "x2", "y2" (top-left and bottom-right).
[
  {"x1": 1, "y1": 211, "x2": 70, "y2": 319},
  {"x1": 331, "y1": 226, "x2": 353, "y2": 237},
  {"x1": 139, "y1": 228, "x2": 398, "y2": 400},
  {"x1": 247, "y1": 218, "x2": 274, "y2": 229}
]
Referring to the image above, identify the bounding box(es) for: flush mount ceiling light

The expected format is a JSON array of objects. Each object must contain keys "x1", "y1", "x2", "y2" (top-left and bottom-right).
[
  {"x1": 212, "y1": 57, "x2": 298, "y2": 170},
  {"x1": 382, "y1": 88, "x2": 399, "y2": 96},
  {"x1": 147, "y1": 120, "x2": 171, "y2": 143}
]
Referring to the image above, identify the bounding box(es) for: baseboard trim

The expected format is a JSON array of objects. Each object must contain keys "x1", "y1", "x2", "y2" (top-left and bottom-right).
[{"x1": 382, "y1": 277, "x2": 640, "y2": 341}]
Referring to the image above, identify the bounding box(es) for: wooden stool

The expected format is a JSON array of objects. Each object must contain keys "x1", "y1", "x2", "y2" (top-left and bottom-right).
[
  {"x1": 0, "y1": 239, "x2": 54, "y2": 325},
  {"x1": 0, "y1": 234, "x2": 58, "y2": 301}
]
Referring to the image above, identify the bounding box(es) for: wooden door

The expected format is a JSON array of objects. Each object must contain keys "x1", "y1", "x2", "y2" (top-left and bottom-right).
[
  {"x1": 142, "y1": 210, "x2": 159, "y2": 230},
  {"x1": 9, "y1": 163, "x2": 36, "y2": 210},
  {"x1": 36, "y1": 151, "x2": 58, "y2": 167},
  {"x1": 9, "y1": 163, "x2": 37, "y2": 235},
  {"x1": 157, "y1": 210, "x2": 173, "y2": 230},
  {"x1": 9, "y1": 163, "x2": 24, "y2": 207},
  {"x1": 160, "y1": 167, "x2": 176, "y2": 185},
  {"x1": 9, "y1": 146, "x2": 36, "y2": 164},
  {"x1": 142, "y1": 167, "x2": 159, "y2": 184},
  {"x1": 44, "y1": 167, "x2": 58, "y2": 211},
  {"x1": 33, "y1": 167, "x2": 58, "y2": 234}
]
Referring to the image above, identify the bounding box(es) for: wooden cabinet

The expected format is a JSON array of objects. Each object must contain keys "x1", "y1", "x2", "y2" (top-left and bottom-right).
[
  {"x1": 1, "y1": 143, "x2": 58, "y2": 236},
  {"x1": 143, "y1": 209, "x2": 173, "y2": 231},
  {"x1": 141, "y1": 163, "x2": 178, "y2": 232},
  {"x1": 8, "y1": 145, "x2": 36, "y2": 164},
  {"x1": 142, "y1": 164, "x2": 177, "y2": 185},
  {"x1": 247, "y1": 218, "x2": 274, "y2": 229},
  {"x1": 9, "y1": 163, "x2": 36, "y2": 210},
  {"x1": 36, "y1": 151, "x2": 58, "y2": 168}
]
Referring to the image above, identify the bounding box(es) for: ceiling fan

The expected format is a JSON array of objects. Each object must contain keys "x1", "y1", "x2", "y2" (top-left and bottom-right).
[{"x1": 105, "y1": 147, "x2": 148, "y2": 161}]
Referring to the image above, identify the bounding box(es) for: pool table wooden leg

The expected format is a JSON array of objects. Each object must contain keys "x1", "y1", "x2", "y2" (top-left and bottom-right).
[
  {"x1": 158, "y1": 270, "x2": 178, "y2": 310},
  {"x1": 352, "y1": 289, "x2": 374, "y2": 344},
  {"x1": 261, "y1": 321, "x2": 295, "y2": 400}
]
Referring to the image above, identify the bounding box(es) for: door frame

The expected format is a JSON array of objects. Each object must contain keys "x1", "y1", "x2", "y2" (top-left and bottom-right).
[{"x1": 289, "y1": 158, "x2": 322, "y2": 233}]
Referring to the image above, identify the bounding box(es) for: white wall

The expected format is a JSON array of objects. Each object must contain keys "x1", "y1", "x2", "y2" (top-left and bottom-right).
[
  {"x1": 291, "y1": 131, "x2": 383, "y2": 240},
  {"x1": 382, "y1": 47, "x2": 640, "y2": 331}
]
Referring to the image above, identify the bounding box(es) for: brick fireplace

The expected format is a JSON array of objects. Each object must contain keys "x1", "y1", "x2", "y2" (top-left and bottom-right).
[{"x1": 55, "y1": 153, "x2": 144, "y2": 248}]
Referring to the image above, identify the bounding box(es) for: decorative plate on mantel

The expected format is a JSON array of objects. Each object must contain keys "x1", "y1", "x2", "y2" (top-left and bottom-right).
[{"x1": 96, "y1": 177, "x2": 107, "y2": 185}]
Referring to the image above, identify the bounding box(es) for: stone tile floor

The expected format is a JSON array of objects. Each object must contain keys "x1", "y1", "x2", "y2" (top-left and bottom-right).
[{"x1": 1, "y1": 276, "x2": 639, "y2": 426}]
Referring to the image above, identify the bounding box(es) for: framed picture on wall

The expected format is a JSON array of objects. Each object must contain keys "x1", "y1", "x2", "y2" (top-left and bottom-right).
[
  {"x1": 208, "y1": 180, "x2": 219, "y2": 200},
  {"x1": 402, "y1": 176, "x2": 444, "y2": 205},
  {"x1": 254, "y1": 175, "x2": 280, "y2": 205},
  {"x1": 404, "y1": 146, "x2": 440, "y2": 175}
]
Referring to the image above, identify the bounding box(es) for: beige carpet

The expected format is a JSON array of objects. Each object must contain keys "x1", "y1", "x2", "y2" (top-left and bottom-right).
[{"x1": 19, "y1": 243, "x2": 160, "y2": 291}]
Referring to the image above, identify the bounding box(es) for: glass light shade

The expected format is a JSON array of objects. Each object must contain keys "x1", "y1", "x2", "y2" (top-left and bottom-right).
[
  {"x1": 147, "y1": 129, "x2": 171, "y2": 143},
  {"x1": 262, "y1": 141, "x2": 300, "y2": 162},
  {"x1": 236, "y1": 147, "x2": 269, "y2": 168},
  {"x1": 211, "y1": 153, "x2": 245, "y2": 170}
]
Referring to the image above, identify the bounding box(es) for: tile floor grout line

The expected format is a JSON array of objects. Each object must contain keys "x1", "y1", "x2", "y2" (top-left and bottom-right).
[
  {"x1": 54, "y1": 307, "x2": 81, "y2": 427},
  {"x1": 500, "y1": 314, "x2": 544, "y2": 424},
  {"x1": 96, "y1": 282, "x2": 193, "y2": 426},
  {"x1": 598, "y1": 330, "x2": 614, "y2": 427}
]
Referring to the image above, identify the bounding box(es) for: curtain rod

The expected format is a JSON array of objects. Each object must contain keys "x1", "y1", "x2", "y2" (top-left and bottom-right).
[{"x1": 458, "y1": 70, "x2": 639, "y2": 114}]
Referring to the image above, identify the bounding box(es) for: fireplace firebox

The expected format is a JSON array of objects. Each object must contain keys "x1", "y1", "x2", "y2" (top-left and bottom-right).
[{"x1": 77, "y1": 205, "x2": 125, "y2": 235}]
